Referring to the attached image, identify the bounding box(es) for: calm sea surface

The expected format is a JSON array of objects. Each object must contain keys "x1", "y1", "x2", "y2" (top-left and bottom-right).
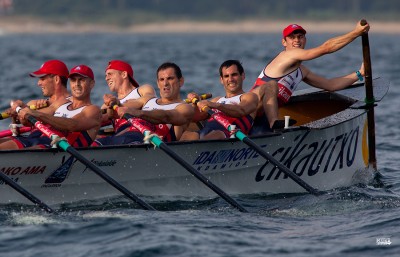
[{"x1": 0, "y1": 31, "x2": 399, "y2": 257}]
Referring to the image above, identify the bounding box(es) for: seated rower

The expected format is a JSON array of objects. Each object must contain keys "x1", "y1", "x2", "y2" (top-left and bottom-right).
[
  {"x1": 93, "y1": 62, "x2": 194, "y2": 146},
  {"x1": 0, "y1": 64, "x2": 102, "y2": 149},
  {"x1": 98, "y1": 60, "x2": 156, "y2": 136},
  {"x1": 1, "y1": 60, "x2": 71, "y2": 129},
  {"x1": 180, "y1": 60, "x2": 258, "y2": 140}
]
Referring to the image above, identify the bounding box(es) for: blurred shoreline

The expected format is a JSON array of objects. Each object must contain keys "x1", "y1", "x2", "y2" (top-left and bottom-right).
[{"x1": 1, "y1": 17, "x2": 399, "y2": 34}]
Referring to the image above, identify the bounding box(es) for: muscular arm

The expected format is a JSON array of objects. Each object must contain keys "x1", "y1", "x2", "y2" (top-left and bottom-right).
[
  {"x1": 268, "y1": 21, "x2": 370, "y2": 77},
  {"x1": 119, "y1": 103, "x2": 194, "y2": 126},
  {"x1": 302, "y1": 64, "x2": 362, "y2": 91},
  {"x1": 21, "y1": 105, "x2": 102, "y2": 132},
  {"x1": 198, "y1": 92, "x2": 258, "y2": 118},
  {"x1": 291, "y1": 21, "x2": 369, "y2": 62}
]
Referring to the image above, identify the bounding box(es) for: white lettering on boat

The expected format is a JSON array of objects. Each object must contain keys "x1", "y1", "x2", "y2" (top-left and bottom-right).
[{"x1": 192, "y1": 126, "x2": 360, "y2": 181}]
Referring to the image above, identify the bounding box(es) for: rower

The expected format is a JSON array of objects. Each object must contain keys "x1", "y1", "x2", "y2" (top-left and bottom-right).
[
  {"x1": 97, "y1": 60, "x2": 156, "y2": 137},
  {"x1": 250, "y1": 20, "x2": 370, "y2": 135},
  {"x1": 180, "y1": 60, "x2": 258, "y2": 140},
  {"x1": 0, "y1": 64, "x2": 102, "y2": 149},
  {"x1": 93, "y1": 62, "x2": 194, "y2": 146},
  {"x1": 1, "y1": 60, "x2": 71, "y2": 130}
]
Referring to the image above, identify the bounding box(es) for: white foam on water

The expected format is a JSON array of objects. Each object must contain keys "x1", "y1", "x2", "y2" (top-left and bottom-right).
[
  {"x1": 10, "y1": 212, "x2": 59, "y2": 225},
  {"x1": 81, "y1": 210, "x2": 136, "y2": 219}
]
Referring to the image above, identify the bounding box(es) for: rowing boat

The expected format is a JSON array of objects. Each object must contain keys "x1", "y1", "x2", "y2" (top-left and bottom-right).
[{"x1": 0, "y1": 77, "x2": 389, "y2": 206}]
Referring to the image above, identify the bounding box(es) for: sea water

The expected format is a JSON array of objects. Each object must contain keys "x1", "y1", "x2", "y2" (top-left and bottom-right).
[{"x1": 0, "y1": 31, "x2": 399, "y2": 257}]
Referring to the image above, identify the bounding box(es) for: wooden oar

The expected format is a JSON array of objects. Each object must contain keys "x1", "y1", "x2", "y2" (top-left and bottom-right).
[
  {"x1": 185, "y1": 93, "x2": 212, "y2": 130},
  {"x1": 360, "y1": 19, "x2": 377, "y2": 170},
  {"x1": 184, "y1": 93, "x2": 212, "y2": 103},
  {"x1": 204, "y1": 107, "x2": 323, "y2": 196},
  {"x1": 17, "y1": 109, "x2": 156, "y2": 211},
  {"x1": 0, "y1": 126, "x2": 32, "y2": 138},
  {"x1": 122, "y1": 113, "x2": 249, "y2": 213},
  {"x1": 1, "y1": 103, "x2": 48, "y2": 120},
  {"x1": 0, "y1": 172, "x2": 54, "y2": 213}
]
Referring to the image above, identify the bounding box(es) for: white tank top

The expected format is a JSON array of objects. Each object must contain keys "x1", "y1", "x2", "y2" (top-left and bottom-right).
[
  {"x1": 216, "y1": 94, "x2": 242, "y2": 105},
  {"x1": 142, "y1": 98, "x2": 182, "y2": 111},
  {"x1": 54, "y1": 102, "x2": 86, "y2": 118},
  {"x1": 119, "y1": 88, "x2": 141, "y2": 104}
]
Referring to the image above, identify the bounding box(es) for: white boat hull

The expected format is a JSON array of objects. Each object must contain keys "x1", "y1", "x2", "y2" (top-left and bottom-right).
[{"x1": 0, "y1": 110, "x2": 370, "y2": 206}]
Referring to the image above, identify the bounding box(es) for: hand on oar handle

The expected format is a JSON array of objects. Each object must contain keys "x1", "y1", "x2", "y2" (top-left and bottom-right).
[
  {"x1": 185, "y1": 93, "x2": 212, "y2": 104},
  {"x1": 27, "y1": 99, "x2": 49, "y2": 110},
  {"x1": 358, "y1": 19, "x2": 370, "y2": 34},
  {"x1": 1, "y1": 101, "x2": 48, "y2": 120}
]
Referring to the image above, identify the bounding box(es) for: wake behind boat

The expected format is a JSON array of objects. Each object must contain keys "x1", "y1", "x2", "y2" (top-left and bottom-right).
[{"x1": 0, "y1": 77, "x2": 389, "y2": 207}]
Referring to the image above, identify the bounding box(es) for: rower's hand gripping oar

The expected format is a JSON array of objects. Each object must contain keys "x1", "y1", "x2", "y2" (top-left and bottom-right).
[
  {"x1": 16, "y1": 107, "x2": 156, "y2": 211},
  {"x1": 360, "y1": 19, "x2": 377, "y2": 170},
  {"x1": 185, "y1": 93, "x2": 212, "y2": 130},
  {"x1": 1, "y1": 102, "x2": 48, "y2": 120},
  {"x1": 119, "y1": 110, "x2": 249, "y2": 213},
  {"x1": 184, "y1": 93, "x2": 212, "y2": 104},
  {"x1": 203, "y1": 106, "x2": 323, "y2": 196}
]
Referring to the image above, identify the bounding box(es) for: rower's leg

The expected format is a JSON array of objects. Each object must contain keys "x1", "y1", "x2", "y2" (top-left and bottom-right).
[
  {"x1": 260, "y1": 82, "x2": 279, "y2": 128},
  {"x1": 180, "y1": 131, "x2": 200, "y2": 141}
]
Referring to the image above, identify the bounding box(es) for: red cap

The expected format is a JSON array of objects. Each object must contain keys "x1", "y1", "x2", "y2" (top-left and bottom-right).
[
  {"x1": 69, "y1": 65, "x2": 94, "y2": 80},
  {"x1": 30, "y1": 60, "x2": 69, "y2": 78},
  {"x1": 106, "y1": 60, "x2": 139, "y2": 87},
  {"x1": 282, "y1": 24, "x2": 307, "y2": 38}
]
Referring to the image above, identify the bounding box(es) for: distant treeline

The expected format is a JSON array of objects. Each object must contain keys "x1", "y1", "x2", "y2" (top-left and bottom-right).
[{"x1": 11, "y1": 0, "x2": 400, "y2": 25}]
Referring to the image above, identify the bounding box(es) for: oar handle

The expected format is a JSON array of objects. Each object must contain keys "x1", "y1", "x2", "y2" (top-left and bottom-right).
[
  {"x1": 185, "y1": 93, "x2": 212, "y2": 104},
  {"x1": 360, "y1": 19, "x2": 374, "y2": 103},
  {"x1": 1, "y1": 103, "x2": 48, "y2": 120}
]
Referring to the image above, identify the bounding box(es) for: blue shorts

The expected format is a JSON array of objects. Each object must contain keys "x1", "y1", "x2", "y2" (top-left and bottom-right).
[
  {"x1": 249, "y1": 115, "x2": 272, "y2": 136},
  {"x1": 198, "y1": 120, "x2": 229, "y2": 138},
  {"x1": 94, "y1": 131, "x2": 144, "y2": 146},
  {"x1": 11, "y1": 130, "x2": 52, "y2": 149}
]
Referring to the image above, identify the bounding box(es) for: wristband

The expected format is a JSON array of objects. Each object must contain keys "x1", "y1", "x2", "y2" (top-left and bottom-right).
[{"x1": 356, "y1": 71, "x2": 363, "y2": 81}]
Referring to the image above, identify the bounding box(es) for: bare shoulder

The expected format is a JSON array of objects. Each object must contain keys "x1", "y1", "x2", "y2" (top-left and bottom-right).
[
  {"x1": 176, "y1": 101, "x2": 194, "y2": 113},
  {"x1": 50, "y1": 98, "x2": 70, "y2": 110},
  {"x1": 211, "y1": 96, "x2": 222, "y2": 102},
  {"x1": 82, "y1": 104, "x2": 101, "y2": 116},
  {"x1": 242, "y1": 91, "x2": 258, "y2": 100},
  {"x1": 139, "y1": 84, "x2": 156, "y2": 97},
  {"x1": 124, "y1": 95, "x2": 153, "y2": 106}
]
